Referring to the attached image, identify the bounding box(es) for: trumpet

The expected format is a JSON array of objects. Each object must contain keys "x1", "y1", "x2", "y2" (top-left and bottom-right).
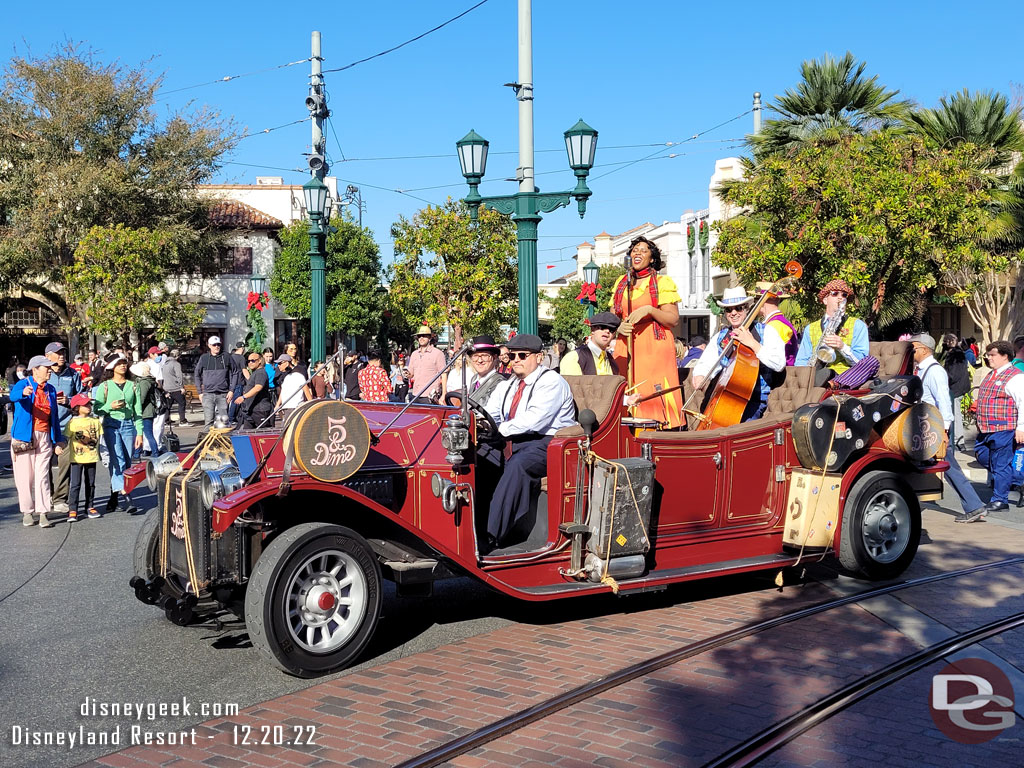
[{"x1": 816, "y1": 298, "x2": 847, "y2": 364}]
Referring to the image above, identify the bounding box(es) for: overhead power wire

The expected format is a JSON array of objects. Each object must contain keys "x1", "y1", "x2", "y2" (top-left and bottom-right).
[
  {"x1": 235, "y1": 117, "x2": 311, "y2": 143},
  {"x1": 322, "y1": 0, "x2": 492, "y2": 75},
  {"x1": 156, "y1": 58, "x2": 311, "y2": 99},
  {"x1": 590, "y1": 109, "x2": 753, "y2": 182}
]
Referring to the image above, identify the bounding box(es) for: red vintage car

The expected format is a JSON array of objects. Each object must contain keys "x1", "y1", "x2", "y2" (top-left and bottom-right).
[{"x1": 129, "y1": 341, "x2": 944, "y2": 677}]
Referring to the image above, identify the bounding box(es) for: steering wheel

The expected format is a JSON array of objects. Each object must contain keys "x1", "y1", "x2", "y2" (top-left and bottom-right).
[{"x1": 444, "y1": 390, "x2": 499, "y2": 439}]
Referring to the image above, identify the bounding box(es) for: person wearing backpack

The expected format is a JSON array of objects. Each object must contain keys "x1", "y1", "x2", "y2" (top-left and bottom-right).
[
  {"x1": 131, "y1": 361, "x2": 159, "y2": 459},
  {"x1": 943, "y1": 337, "x2": 971, "y2": 453}
]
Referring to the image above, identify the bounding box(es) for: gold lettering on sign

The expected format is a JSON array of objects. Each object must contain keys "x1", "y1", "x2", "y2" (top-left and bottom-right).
[
  {"x1": 171, "y1": 489, "x2": 185, "y2": 540},
  {"x1": 310, "y1": 416, "x2": 358, "y2": 467}
]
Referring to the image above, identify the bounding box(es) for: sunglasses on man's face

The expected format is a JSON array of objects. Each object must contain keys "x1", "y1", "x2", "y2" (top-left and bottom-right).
[
  {"x1": 825, "y1": 290, "x2": 847, "y2": 298},
  {"x1": 509, "y1": 351, "x2": 535, "y2": 361},
  {"x1": 247, "y1": 357, "x2": 261, "y2": 363}
]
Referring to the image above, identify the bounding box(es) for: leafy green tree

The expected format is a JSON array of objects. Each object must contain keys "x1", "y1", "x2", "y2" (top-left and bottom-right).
[
  {"x1": 271, "y1": 215, "x2": 386, "y2": 340},
  {"x1": 543, "y1": 265, "x2": 625, "y2": 343},
  {"x1": 389, "y1": 200, "x2": 517, "y2": 348},
  {"x1": 908, "y1": 89, "x2": 1024, "y2": 344},
  {"x1": 64, "y1": 224, "x2": 205, "y2": 350},
  {"x1": 0, "y1": 43, "x2": 235, "y2": 348},
  {"x1": 714, "y1": 132, "x2": 990, "y2": 329},
  {"x1": 750, "y1": 52, "x2": 910, "y2": 161}
]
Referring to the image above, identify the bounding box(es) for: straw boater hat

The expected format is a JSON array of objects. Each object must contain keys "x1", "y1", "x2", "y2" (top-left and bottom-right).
[
  {"x1": 755, "y1": 281, "x2": 791, "y2": 300},
  {"x1": 717, "y1": 286, "x2": 754, "y2": 308},
  {"x1": 413, "y1": 325, "x2": 433, "y2": 337}
]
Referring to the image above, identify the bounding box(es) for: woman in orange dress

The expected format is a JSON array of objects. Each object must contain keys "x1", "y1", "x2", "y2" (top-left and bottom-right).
[{"x1": 610, "y1": 236, "x2": 683, "y2": 428}]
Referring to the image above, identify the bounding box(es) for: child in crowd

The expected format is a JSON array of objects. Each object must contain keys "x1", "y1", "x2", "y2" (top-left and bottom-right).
[{"x1": 66, "y1": 393, "x2": 103, "y2": 520}]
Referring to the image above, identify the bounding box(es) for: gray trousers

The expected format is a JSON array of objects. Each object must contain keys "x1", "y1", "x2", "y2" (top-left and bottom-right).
[
  {"x1": 201, "y1": 392, "x2": 229, "y2": 427},
  {"x1": 50, "y1": 440, "x2": 73, "y2": 504}
]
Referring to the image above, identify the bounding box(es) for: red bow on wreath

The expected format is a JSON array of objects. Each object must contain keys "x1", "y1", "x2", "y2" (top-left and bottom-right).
[
  {"x1": 246, "y1": 291, "x2": 270, "y2": 311},
  {"x1": 575, "y1": 282, "x2": 598, "y2": 304}
]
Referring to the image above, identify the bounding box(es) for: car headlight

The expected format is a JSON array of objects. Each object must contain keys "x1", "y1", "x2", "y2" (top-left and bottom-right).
[
  {"x1": 201, "y1": 467, "x2": 243, "y2": 508},
  {"x1": 147, "y1": 452, "x2": 182, "y2": 491}
]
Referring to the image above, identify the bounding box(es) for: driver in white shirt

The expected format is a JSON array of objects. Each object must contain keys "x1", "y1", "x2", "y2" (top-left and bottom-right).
[{"x1": 482, "y1": 334, "x2": 575, "y2": 552}]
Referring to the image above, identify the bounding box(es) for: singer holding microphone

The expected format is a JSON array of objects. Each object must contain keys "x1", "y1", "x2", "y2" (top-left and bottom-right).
[{"x1": 610, "y1": 236, "x2": 684, "y2": 428}]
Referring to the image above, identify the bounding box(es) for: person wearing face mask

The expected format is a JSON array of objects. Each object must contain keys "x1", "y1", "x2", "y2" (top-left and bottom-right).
[
  {"x1": 795, "y1": 279, "x2": 869, "y2": 386},
  {"x1": 610, "y1": 236, "x2": 683, "y2": 428}
]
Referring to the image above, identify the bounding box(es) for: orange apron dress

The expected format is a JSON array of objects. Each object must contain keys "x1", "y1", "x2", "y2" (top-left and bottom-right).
[{"x1": 610, "y1": 272, "x2": 683, "y2": 428}]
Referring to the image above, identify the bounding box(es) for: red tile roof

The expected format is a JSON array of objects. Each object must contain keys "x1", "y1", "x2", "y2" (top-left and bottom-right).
[{"x1": 208, "y1": 200, "x2": 283, "y2": 229}]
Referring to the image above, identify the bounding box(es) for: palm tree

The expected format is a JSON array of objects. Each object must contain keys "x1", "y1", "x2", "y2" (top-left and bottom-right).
[
  {"x1": 750, "y1": 52, "x2": 910, "y2": 160},
  {"x1": 908, "y1": 89, "x2": 1024, "y2": 170},
  {"x1": 909, "y1": 89, "x2": 1024, "y2": 345}
]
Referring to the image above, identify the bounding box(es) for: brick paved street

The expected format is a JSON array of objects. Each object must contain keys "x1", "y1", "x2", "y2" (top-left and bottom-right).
[{"x1": 67, "y1": 503, "x2": 1024, "y2": 768}]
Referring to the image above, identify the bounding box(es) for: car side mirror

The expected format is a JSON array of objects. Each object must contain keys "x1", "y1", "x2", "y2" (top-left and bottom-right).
[{"x1": 579, "y1": 409, "x2": 598, "y2": 439}]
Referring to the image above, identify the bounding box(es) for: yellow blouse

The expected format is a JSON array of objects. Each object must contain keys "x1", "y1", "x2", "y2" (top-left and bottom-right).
[{"x1": 610, "y1": 274, "x2": 681, "y2": 308}]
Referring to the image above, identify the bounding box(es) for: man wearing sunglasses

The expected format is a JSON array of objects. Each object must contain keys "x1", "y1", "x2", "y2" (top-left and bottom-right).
[
  {"x1": 795, "y1": 279, "x2": 869, "y2": 384},
  {"x1": 234, "y1": 353, "x2": 274, "y2": 429},
  {"x1": 482, "y1": 334, "x2": 576, "y2": 551},
  {"x1": 691, "y1": 287, "x2": 786, "y2": 422}
]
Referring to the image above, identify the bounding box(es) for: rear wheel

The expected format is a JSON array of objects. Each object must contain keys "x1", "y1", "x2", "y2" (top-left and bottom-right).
[
  {"x1": 245, "y1": 523, "x2": 382, "y2": 677},
  {"x1": 838, "y1": 470, "x2": 920, "y2": 580}
]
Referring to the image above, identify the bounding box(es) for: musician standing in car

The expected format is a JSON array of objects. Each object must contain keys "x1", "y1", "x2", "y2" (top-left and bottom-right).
[
  {"x1": 610, "y1": 236, "x2": 684, "y2": 428},
  {"x1": 483, "y1": 334, "x2": 575, "y2": 552},
  {"x1": 795, "y1": 279, "x2": 869, "y2": 385},
  {"x1": 691, "y1": 287, "x2": 786, "y2": 422}
]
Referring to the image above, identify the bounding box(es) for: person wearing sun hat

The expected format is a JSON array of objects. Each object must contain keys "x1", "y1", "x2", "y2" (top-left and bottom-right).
[
  {"x1": 9, "y1": 353, "x2": 66, "y2": 528},
  {"x1": 795, "y1": 278, "x2": 869, "y2": 384},
  {"x1": 406, "y1": 324, "x2": 446, "y2": 403},
  {"x1": 754, "y1": 281, "x2": 799, "y2": 366},
  {"x1": 691, "y1": 286, "x2": 787, "y2": 423}
]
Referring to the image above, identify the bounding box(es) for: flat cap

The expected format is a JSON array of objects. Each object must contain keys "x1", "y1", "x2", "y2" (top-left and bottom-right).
[
  {"x1": 507, "y1": 334, "x2": 543, "y2": 353},
  {"x1": 588, "y1": 312, "x2": 621, "y2": 331}
]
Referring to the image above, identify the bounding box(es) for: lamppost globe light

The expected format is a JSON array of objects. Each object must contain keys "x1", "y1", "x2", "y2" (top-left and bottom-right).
[
  {"x1": 564, "y1": 118, "x2": 598, "y2": 171},
  {"x1": 249, "y1": 274, "x2": 267, "y2": 295},
  {"x1": 456, "y1": 129, "x2": 489, "y2": 180},
  {"x1": 302, "y1": 175, "x2": 329, "y2": 219}
]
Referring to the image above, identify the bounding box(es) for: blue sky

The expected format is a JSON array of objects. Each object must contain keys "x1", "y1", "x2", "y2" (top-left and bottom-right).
[{"x1": 4, "y1": 1, "x2": 1023, "y2": 275}]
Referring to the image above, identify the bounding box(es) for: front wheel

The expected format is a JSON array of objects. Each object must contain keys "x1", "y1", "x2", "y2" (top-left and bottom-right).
[
  {"x1": 244, "y1": 523, "x2": 382, "y2": 677},
  {"x1": 838, "y1": 470, "x2": 921, "y2": 580}
]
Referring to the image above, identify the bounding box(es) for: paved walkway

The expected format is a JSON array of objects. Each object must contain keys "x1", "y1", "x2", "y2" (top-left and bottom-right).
[{"x1": 69, "y1": 504, "x2": 1024, "y2": 768}]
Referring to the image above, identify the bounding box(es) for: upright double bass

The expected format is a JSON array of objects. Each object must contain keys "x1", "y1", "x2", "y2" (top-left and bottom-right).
[{"x1": 693, "y1": 262, "x2": 802, "y2": 431}]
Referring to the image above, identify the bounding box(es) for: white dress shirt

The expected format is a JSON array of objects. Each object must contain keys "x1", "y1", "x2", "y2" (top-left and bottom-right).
[
  {"x1": 692, "y1": 323, "x2": 787, "y2": 381},
  {"x1": 486, "y1": 366, "x2": 577, "y2": 437},
  {"x1": 981, "y1": 363, "x2": 1024, "y2": 430},
  {"x1": 916, "y1": 355, "x2": 953, "y2": 431}
]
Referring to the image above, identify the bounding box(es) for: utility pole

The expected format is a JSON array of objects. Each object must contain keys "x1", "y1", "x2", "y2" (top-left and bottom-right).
[
  {"x1": 456, "y1": 0, "x2": 597, "y2": 337},
  {"x1": 307, "y1": 31, "x2": 329, "y2": 366},
  {"x1": 753, "y1": 92, "x2": 762, "y2": 134},
  {"x1": 514, "y1": 0, "x2": 540, "y2": 335}
]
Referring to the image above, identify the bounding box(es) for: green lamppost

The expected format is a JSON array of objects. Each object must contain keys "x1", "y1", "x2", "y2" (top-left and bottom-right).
[
  {"x1": 457, "y1": 118, "x2": 597, "y2": 335},
  {"x1": 303, "y1": 176, "x2": 329, "y2": 365},
  {"x1": 582, "y1": 257, "x2": 599, "y2": 320}
]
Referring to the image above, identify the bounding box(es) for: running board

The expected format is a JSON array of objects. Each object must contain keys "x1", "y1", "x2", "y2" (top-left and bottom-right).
[{"x1": 519, "y1": 553, "x2": 799, "y2": 596}]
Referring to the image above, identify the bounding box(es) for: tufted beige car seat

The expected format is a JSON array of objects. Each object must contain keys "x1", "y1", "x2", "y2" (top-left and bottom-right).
[
  {"x1": 870, "y1": 341, "x2": 913, "y2": 378},
  {"x1": 554, "y1": 375, "x2": 626, "y2": 437}
]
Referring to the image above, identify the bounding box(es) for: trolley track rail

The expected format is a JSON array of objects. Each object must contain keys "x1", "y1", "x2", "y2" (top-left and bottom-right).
[
  {"x1": 703, "y1": 610, "x2": 1024, "y2": 768},
  {"x1": 395, "y1": 556, "x2": 1024, "y2": 768}
]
